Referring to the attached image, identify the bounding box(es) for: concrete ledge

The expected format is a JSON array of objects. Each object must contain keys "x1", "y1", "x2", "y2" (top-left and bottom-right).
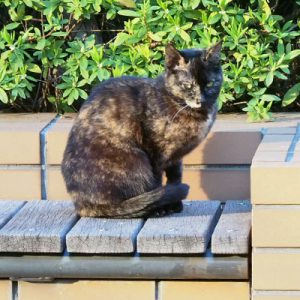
[
  {"x1": 160, "y1": 281, "x2": 250, "y2": 300},
  {"x1": 16, "y1": 280, "x2": 250, "y2": 300},
  {"x1": 46, "y1": 113, "x2": 263, "y2": 165},
  {"x1": 0, "y1": 113, "x2": 55, "y2": 165},
  {"x1": 0, "y1": 280, "x2": 11, "y2": 300},
  {"x1": 19, "y1": 280, "x2": 155, "y2": 300},
  {"x1": 46, "y1": 114, "x2": 74, "y2": 165},
  {"x1": 0, "y1": 166, "x2": 41, "y2": 200}
]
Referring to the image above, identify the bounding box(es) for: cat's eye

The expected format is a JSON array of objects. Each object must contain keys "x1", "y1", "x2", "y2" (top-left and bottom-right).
[{"x1": 206, "y1": 81, "x2": 214, "y2": 87}]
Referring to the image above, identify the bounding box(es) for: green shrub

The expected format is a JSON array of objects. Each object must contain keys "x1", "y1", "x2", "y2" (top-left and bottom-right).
[{"x1": 0, "y1": 0, "x2": 299, "y2": 120}]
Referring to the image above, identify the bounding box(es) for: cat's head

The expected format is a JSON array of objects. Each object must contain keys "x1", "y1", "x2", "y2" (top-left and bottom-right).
[{"x1": 164, "y1": 43, "x2": 223, "y2": 109}]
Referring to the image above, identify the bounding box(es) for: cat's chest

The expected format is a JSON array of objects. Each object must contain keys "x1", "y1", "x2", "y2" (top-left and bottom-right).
[{"x1": 151, "y1": 112, "x2": 215, "y2": 162}]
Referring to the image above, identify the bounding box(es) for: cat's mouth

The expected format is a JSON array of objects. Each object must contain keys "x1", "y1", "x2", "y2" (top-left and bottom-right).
[{"x1": 185, "y1": 99, "x2": 201, "y2": 109}]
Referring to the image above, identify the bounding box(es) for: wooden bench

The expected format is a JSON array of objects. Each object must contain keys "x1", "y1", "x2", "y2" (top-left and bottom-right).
[{"x1": 0, "y1": 199, "x2": 251, "y2": 281}]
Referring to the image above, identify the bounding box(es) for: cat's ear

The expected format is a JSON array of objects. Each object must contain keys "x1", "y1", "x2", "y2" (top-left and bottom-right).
[
  {"x1": 165, "y1": 43, "x2": 186, "y2": 70},
  {"x1": 205, "y1": 41, "x2": 222, "y2": 62}
]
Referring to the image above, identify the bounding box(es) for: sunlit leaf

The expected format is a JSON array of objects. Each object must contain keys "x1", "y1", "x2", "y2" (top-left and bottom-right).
[
  {"x1": 116, "y1": 0, "x2": 136, "y2": 8},
  {"x1": 285, "y1": 50, "x2": 300, "y2": 61},
  {"x1": 282, "y1": 83, "x2": 300, "y2": 107},
  {"x1": 0, "y1": 88, "x2": 8, "y2": 103},
  {"x1": 114, "y1": 33, "x2": 129, "y2": 46},
  {"x1": 118, "y1": 9, "x2": 140, "y2": 17},
  {"x1": 265, "y1": 71, "x2": 274, "y2": 87}
]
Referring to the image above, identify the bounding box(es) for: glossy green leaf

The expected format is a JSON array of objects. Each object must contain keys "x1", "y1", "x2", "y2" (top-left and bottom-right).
[
  {"x1": 191, "y1": 0, "x2": 201, "y2": 9},
  {"x1": 23, "y1": 0, "x2": 33, "y2": 7},
  {"x1": 78, "y1": 88, "x2": 88, "y2": 99},
  {"x1": 6, "y1": 23, "x2": 20, "y2": 30},
  {"x1": 148, "y1": 32, "x2": 162, "y2": 42},
  {"x1": 183, "y1": 10, "x2": 202, "y2": 19},
  {"x1": 282, "y1": 83, "x2": 300, "y2": 107},
  {"x1": 260, "y1": 94, "x2": 281, "y2": 102},
  {"x1": 114, "y1": 33, "x2": 129, "y2": 46},
  {"x1": 179, "y1": 29, "x2": 191, "y2": 43},
  {"x1": 259, "y1": 0, "x2": 271, "y2": 18},
  {"x1": 285, "y1": 50, "x2": 300, "y2": 61},
  {"x1": 107, "y1": 9, "x2": 116, "y2": 20},
  {"x1": 0, "y1": 88, "x2": 8, "y2": 103},
  {"x1": 51, "y1": 32, "x2": 68, "y2": 37},
  {"x1": 118, "y1": 9, "x2": 140, "y2": 17},
  {"x1": 36, "y1": 39, "x2": 46, "y2": 50},
  {"x1": 274, "y1": 71, "x2": 288, "y2": 80},
  {"x1": 265, "y1": 71, "x2": 274, "y2": 87},
  {"x1": 116, "y1": 0, "x2": 136, "y2": 8},
  {"x1": 28, "y1": 64, "x2": 42, "y2": 73},
  {"x1": 208, "y1": 12, "x2": 221, "y2": 24}
]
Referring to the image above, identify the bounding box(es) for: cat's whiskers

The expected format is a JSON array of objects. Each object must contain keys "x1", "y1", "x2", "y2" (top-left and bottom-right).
[{"x1": 168, "y1": 104, "x2": 190, "y2": 124}]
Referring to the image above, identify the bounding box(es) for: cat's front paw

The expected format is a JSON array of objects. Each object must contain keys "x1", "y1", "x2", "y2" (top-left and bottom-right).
[
  {"x1": 168, "y1": 201, "x2": 183, "y2": 213},
  {"x1": 151, "y1": 201, "x2": 183, "y2": 218},
  {"x1": 151, "y1": 207, "x2": 168, "y2": 218}
]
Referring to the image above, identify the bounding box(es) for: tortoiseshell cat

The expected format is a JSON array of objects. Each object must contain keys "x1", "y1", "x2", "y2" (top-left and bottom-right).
[{"x1": 62, "y1": 43, "x2": 223, "y2": 218}]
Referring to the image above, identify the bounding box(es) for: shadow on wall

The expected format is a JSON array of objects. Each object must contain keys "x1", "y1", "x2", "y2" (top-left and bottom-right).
[{"x1": 192, "y1": 131, "x2": 262, "y2": 201}]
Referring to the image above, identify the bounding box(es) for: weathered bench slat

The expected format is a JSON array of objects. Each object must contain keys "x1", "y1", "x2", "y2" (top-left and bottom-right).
[
  {"x1": 0, "y1": 201, "x2": 78, "y2": 253},
  {"x1": 137, "y1": 200, "x2": 221, "y2": 254},
  {"x1": 66, "y1": 218, "x2": 143, "y2": 253},
  {"x1": 211, "y1": 200, "x2": 251, "y2": 254},
  {"x1": 0, "y1": 201, "x2": 25, "y2": 228}
]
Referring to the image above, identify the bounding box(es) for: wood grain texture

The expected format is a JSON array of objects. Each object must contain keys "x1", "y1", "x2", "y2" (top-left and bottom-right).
[
  {"x1": 137, "y1": 200, "x2": 221, "y2": 254},
  {"x1": 211, "y1": 200, "x2": 251, "y2": 254},
  {"x1": 66, "y1": 218, "x2": 143, "y2": 253},
  {"x1": 0, "y1": 201, "x2": 78, "y2": 253},
  {"x1": 0, "y1": 201, "x2": 25, "y2": 228}
]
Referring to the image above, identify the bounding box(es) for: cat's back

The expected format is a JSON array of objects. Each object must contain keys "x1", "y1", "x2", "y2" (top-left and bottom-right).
[
  {"x1": 84, "y1": 76, "x2": 154, "y2": 109},
  {"x1": 67, "y1": 76, "x2": 154, "y2": 150}
]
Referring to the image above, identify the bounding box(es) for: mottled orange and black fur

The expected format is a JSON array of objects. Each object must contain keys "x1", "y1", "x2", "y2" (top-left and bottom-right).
[{"x1": 62, "y1": 43, "x2": 223, "y2": 218}]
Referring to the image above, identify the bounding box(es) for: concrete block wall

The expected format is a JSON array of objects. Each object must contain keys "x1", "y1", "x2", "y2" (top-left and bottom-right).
[
  {"x1": 2, "y1": 113, "x2": 299, "y2": 202},
  {"x1": 0, "y1": 114, "x2": 55, "y2": 200},
  {"x1": 0, "y1": 280, "x2": 250, "y2": 300},
  {"x1": 1, "y1": 112, "x2": 300, "y2": 299},
  {"x1": 0, "y1": 281, "x2": 11, "y2": 300},
  {"x1": 42, "y1": 113, "x2": 263, "y2": 201},
  {"x1": 0, "y1": 112, "x2": 268, "y2": 201},
  {"x1": 251, "y1": 124, "x2": 300, "y2": 299}
]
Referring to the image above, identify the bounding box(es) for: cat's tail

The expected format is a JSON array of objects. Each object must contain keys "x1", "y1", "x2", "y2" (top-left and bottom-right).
[
  {"x1": 117, "y1": 183, "x2": 189, "y2": 218},
  {"x1": 76, "y1": 183, "x2": 189, "y2": 218}
]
